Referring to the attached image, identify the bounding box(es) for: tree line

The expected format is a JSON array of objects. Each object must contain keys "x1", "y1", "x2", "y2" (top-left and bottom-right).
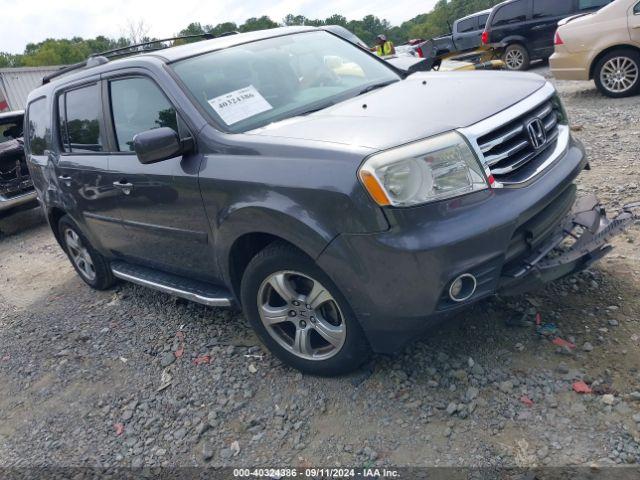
[{"x1": 0, "y1": 0, "x2": 505, "y2": 68}]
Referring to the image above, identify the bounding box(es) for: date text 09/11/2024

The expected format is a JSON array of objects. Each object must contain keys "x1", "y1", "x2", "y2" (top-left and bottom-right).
[{"x1": 232, "y1": 468, "x2": 400, "y2": 478}]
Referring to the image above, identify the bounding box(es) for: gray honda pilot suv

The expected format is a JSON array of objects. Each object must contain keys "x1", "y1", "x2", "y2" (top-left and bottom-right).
[{"x1": 25, "y1": 26, "x2": 636, "y2": 375}]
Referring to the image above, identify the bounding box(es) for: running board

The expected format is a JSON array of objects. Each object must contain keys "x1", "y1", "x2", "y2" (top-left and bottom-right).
[{"x1": 111, "y1": 261, "x2": 234, "y2": 307}]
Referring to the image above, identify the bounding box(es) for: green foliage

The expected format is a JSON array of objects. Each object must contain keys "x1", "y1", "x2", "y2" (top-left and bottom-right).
[
  {"x1": 239, "y1": 16, "x2": 279, "y2": 32},
  {"x1": 2, "y1": 1, "x2": 506, "y2": 68}
]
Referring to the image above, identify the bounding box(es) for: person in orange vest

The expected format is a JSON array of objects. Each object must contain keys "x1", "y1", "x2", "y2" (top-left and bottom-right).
[{"x1": 373, "y1": 34, "x2": 395, "y2": 57}]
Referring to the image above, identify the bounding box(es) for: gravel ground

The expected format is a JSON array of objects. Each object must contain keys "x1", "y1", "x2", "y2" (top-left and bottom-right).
[{"x1": 1, "y1": 69, "x2": 640, "y2": 471}]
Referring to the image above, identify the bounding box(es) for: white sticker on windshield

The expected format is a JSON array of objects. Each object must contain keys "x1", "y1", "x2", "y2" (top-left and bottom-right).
[{"x1": 207, "y1": 85, "x2": 273, "y2": 125}]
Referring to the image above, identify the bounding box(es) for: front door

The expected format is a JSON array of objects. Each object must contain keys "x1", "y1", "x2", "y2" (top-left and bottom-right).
[
  {"x1": 104, "y1": 75, "x2": 217, "y2": 281},
  {"x1": 55, "y1": 81, "x2": 128, "y2": 253}
]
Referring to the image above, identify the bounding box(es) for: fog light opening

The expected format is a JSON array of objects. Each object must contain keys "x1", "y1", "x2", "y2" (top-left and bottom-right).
[{"x1": 449, "y1": 274, "x2": 477, "y2": 302}]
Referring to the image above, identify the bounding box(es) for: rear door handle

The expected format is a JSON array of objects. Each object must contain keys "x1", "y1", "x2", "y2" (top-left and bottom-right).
[
  {"x1": 113, "y1": 180, "x2": 134, "y2": 195},
  {"x1": 58, "y1": 175, "x2": 72, "y2": 186},
  {"x1": 531, "y1": 24, "x2": 552, "y2": 31}
]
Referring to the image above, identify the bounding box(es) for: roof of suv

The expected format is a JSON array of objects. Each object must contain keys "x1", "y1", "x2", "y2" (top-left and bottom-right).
[{"x1": 456, "y1": 8, "x2": 493, "y2": 22}]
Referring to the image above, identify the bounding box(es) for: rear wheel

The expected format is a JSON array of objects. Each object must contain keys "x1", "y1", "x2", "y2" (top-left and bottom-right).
[
  {"x1": 58, "y1": 215, "x2": 115, "y2": 290},
  {"x1": 503, "y1": 44, "x2": 530, "y2": 71},
  {"x1": 240, "y1": 242, "x2": 370, "y2": 376},
  {"x1": 594, "y1": 49, "x2": 640, "y2": 98}
]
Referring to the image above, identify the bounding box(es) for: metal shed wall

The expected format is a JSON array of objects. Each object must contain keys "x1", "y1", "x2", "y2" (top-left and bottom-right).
[{"x1": 0, "y1": 66, "x2": 61, "y2": 111}]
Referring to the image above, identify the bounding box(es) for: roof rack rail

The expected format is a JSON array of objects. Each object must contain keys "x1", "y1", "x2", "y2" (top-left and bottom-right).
[{"x1": 42, "y1": 31, "x2": 238, "y2": 85}]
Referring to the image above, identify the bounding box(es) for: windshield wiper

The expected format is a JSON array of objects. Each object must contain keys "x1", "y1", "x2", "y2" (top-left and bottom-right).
[
  {"x1": 357, "y1": 80, "x2": 399, "y2": 96},
  {"x1": 295, "y1": 101, "x2": 337, "y2": 117}
]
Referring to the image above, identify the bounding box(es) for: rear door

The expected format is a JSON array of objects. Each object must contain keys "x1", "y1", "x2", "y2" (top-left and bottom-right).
[
  {"x1": 529, "y1": 0, "x2": 574, "y2": 58},
  {"x1": 104, "y1": 73, "x2": 218, "y2": 281},
  {"x1": 453, "y1": 16, "x2": 481, "y2": 51},
  {"x1": 55, "y1": 81, "x2": 129, "y2": 252}
]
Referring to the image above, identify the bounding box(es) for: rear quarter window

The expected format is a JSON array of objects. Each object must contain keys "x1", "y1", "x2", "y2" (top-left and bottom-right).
[
  {"x1": 634, "y1": 1, "x2": 640, "y2": 13},
  {"x1": 26, "y1": 98, "x2": 50, "y2": 156},
  {"x1": 478, "y1": 14, "x2": 490, "y2": 28},
  {"x1": 492, "y1": 0, "x2": 529, "y2": 26}
]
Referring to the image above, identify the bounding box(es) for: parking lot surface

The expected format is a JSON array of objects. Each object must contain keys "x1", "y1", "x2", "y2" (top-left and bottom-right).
[{"x1": 1, "y1": 69, "x2": 640, "y2": 469}]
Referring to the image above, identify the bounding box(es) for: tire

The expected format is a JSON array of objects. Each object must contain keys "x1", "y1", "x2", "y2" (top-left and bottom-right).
[
  {"x1": 594, "y1": 49, "x2": 640, "y2": 98},
  {"x1": 240, "y1": 241, "x2": 371, "y2": 376},
  {"x1": 58, "y1": 215, "x2": 115, "y2": 290},
  {"x1": 503, "y1": 44, "x2": 530, "y2": 71}
]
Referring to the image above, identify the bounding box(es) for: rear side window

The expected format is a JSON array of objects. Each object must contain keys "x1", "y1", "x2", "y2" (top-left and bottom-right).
[
  {"x1": 492, "y1": 0, "x2": 528, "y2": 26},
  {"x1": 26, "y1": 98, "x2": 50, "y2": 155},
  {"x1": 533, "y1": 0, "x2": 573, "y2": 18},
  {"x1": 578, "y1": 0, "x2": 612, "y2": 10},
  {"x1": 635, "y1": 1, "x2": 640, "y2": 13},
  {"x1": 58, "y1": 84, "x2": 103, "y2": 153},
  {"x1": 109, "y1": 77, "x2": 178, "y2": 152},
  {"x1": 478, "y1": 14, "x2": 490, "y2": 28},
  {"x1": 457, "y1": 18, "x2": 476, "y2": 33}
]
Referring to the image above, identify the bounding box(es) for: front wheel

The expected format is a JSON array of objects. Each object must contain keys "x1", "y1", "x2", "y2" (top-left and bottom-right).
[
  {"x1": 594, "y1": 50, "x2": 640, "y2": 98},
  {"x1": 503, "y1": 44, "x2": 530, "y2": 71},
  {"x1": 240, "y1": 242, "x2": 371, "y2": 376}
]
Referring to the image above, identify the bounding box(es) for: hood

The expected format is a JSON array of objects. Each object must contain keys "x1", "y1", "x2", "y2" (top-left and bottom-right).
[{"x1": 247, "y1": 71, "x2": 547, "y2": 150}]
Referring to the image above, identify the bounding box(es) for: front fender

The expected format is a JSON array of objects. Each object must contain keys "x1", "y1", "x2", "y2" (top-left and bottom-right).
[{"x1": 215, "y1": 201, "x2": 335, "y2": 286}]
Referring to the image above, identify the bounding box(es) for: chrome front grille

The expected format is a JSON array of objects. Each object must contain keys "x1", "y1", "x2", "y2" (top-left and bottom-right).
[
  {"x1": 458, "y1": 83, "x2": 570, "y2": 187},
  {"x1": 477, "y1": 98, "x2": 561, "y2": 180}
]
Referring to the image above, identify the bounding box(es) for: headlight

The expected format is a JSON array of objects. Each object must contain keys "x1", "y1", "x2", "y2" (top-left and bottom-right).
[{"x1": 358, "y1": 132, "x2": 489, "y2": 207}]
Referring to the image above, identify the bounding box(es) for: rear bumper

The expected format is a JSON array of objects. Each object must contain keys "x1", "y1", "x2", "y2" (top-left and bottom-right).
[
  {"x1": 550, "y1": 51, "x2": 591, "y2": 81},
  {"x1": 318, "y1": 137, "x2": 633, "y2": 353},
  {"x1": 0, "y1": 190, "x2": 38, "y2": 212}
]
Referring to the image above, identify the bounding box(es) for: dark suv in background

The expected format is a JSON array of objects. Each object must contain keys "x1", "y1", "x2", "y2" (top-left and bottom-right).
[
  {"x1": 0, "y1": 110, "x2": 38, "y2": 215},
  {"x1": 25, "y1": 27, "x2": 635, "y2": 375},
  {"x1": 483, "y1": 0, "x2": 613, "y2": 70}
]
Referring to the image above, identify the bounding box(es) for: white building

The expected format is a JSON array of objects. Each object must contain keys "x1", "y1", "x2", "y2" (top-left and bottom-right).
[{"x1": 0, "y1": 66, "x2": 62, "y2": 112}]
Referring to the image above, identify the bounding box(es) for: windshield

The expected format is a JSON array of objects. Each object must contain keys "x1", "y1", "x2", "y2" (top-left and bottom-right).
[
  {"x1": 0, "y1": 118, "x2": 23, "y2": 144},
  {"x1": 172, "y1": 31, "x2": 399, "y2": 133}
]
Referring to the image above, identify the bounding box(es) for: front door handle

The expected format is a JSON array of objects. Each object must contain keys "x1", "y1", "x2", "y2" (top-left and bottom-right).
[
  {"x1": 531, "y1": 24, "x2": 551, "y2": 31},
  {"x1": 113, "y1": 180, "x2": 134, "y2": 195}
]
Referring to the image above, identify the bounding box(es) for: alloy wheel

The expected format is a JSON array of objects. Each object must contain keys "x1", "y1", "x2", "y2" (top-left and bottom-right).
[
  {"x1": 505, "y1": 49, "x2": 525, "y2": 70},
  {"x1": 600, "y1": 56, "x2": 639, "y2": 94},
  {"x1": 257, "y1": 271, "x2": 346, "y2": 361},
  {"x1": 64, "y1": 228, "x2": 96, "y2": 282}
]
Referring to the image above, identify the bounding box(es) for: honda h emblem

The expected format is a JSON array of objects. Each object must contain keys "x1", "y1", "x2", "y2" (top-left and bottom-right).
[{"x1": 526, "y1": 118, "x2": 547, "y2": 150}]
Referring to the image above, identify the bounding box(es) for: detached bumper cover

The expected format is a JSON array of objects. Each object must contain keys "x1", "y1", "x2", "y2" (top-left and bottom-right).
[{"x1": 499, "y1": 194, "x2": 639, "y2": 295}]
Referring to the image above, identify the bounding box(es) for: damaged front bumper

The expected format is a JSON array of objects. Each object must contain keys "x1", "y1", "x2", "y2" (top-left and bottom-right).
[{"x1": 499, "y1": 194, "x2": 639, "y2": 295}]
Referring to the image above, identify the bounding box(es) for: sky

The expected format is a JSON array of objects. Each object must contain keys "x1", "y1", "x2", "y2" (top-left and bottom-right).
[{"x1": 1, "y1": 0, "x2": 438, "y2": 54}]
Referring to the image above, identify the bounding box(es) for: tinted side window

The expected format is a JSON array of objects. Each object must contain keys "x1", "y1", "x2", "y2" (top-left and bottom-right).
[
  {"x1": 534, "y1": 0, "x2": 573, "y2": 18},
  {"x1": 492, "y1": 0, "x2": 528, "y2": 26},
  {"x1": 635, "y1": 1, "x2": 640, "y2": 13},
  {"x1": 578, "y1": 0, "x2": 612, "y2": 10},
  {"x1": 26, "y1": 98, "x2": 50, "y2": 156},
  {"x1": 478, "y1": 14, "x2": 490, "y2": 28},
  {"x1": 109, "y1": 77, "x2": 178, "y2": 152},
  {"x1": 457, "y1": 18, "x2": 476, "y2": 33},
  {"x1": 59, "y1": 84, "x2": 103, "y2": 153}
]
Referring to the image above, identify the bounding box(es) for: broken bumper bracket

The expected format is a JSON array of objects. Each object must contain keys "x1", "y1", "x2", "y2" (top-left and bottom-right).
[{"x1": 499, "y1": 194, "x2": 639, "y2": 296}]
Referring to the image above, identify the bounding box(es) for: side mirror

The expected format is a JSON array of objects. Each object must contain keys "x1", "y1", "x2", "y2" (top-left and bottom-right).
[{"x1": 133, "y1": 127, "x2": 191, "y2": 165}]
